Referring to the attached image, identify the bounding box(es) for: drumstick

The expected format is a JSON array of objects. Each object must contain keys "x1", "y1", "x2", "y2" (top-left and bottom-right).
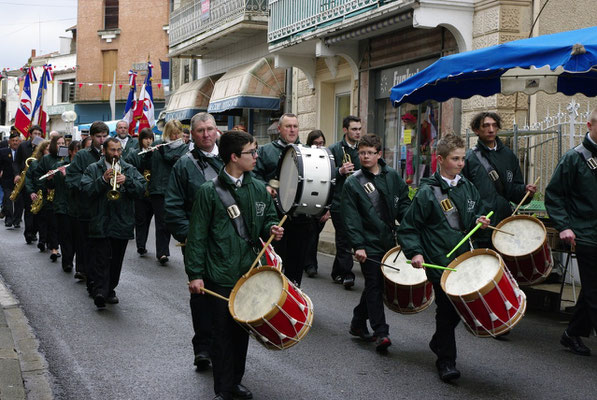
[
  {"x1": 248, "y1": 214, "x2": 288, "y2": 273},
  {"x1": 392, "y1": 248, "x2": 402, "y2": 263},
  {"x1": 405, "y1": 260, "x2": 456, "y2": 272},
  {"x1": 346, "y1": 251, "x2": 400, "y2": 272},
  {"x1": 487, "y1": 226, "x2": 514, "y2": 236},
  {"x1": 176, "y1": 242, "x2": 186, "y2": 247},
  {"x1": 200, "y1": 288, "x2": 229, "y2": 302},
  {"x1": 512, "y1": 177, "x2": 541, "y2": 215},
  {"x1": 446, "y1": 211, "x2": 494, "y2": 258}
]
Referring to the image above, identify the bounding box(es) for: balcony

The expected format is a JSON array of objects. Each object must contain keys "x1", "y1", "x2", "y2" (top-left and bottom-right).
[
  {"x1": 169, "y1": 0, "x2": 269, "y2": 56},
  {"x1": 268, "y1": 0, "x2": 408, "y2": 44}
]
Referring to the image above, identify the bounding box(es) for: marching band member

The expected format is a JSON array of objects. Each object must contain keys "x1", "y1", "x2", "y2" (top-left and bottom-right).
[
  {"x1": 0, "y1": 133, "x2": 23, "y2": 229},
  {"x1": 115, "y1": 120, "x2": 139, "y2": 159},
  {"x1": 398, "y1": 134, "x2": 490, "y2": 382},
  {"x1": 186, "y1": 130, "x2": 283, "y2": 400},
  {"x1": 341, "y1": 134, "x2": 411, "y2": 352},
  {"x1": 81, "y1": 137, "x2": 145, "y2": 308},
  {"x1": 165, "y1": 112, "x2": 223, "y2": 370},
  {"x1": 24, "y1": 140, "x2": 50, "y2": 252}
]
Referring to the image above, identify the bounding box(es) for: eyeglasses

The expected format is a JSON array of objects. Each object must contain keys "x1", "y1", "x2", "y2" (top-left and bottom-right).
[
  {"x1": 241, "y1": 149, "x2": 258, "y2": 157},
  {"x1": 358, "y1": 151, "x2": 378, "y2": 157}
]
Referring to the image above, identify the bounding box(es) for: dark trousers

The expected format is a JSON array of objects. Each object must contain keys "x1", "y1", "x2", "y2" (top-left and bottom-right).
[
  {"x1": 23, "y1": 195, "x2": 37, "y2": 240},
  {"x1": 208, "y1": 281, "x2": 249, "y2": 396},
  {"x1": 429, "y1": 282, "x2": 461, "y2": 365},
  {"x1": 352, "y1": 255, "x2": 389, "y2": 336},
  {"x1": 182, "y1": 247, "x2": 212, "y2": 356},
  {"x1": 150, "y1": 194, "x2": 170, "y2": 258},
  {"x1": 2, "y1": 186, "x2": 23, "y2": 226},
  {"x1": 35, "y1": 208, "x2": 47, "y2": 245},
  {"x1": 566, "y1": 245, "x2": 597, "y2": 337},
  {"x1": 304, "y1": 218, "x2": 325, "y2": 273},
  {"x1": 274, "y1": 217, "x2": 314, "y2": 287},
  {"x1": 134, "y1": 197, "x2": 153, "y2": 251},
  {"x1": 90, "y1": 237, "x2": 128, "y2": 298},
  {"x1": 330, "y1": 210, "x2": 354, "y2": 280},
  {"x1": 41, "y1": 208, "x2": 58, "y2": 250},
  {"x1": 56, "y1": 213, "x2": 79, "y2": 269},
  {"x1": 78, "y1": 220, "x2": 91, "y2": 276}
]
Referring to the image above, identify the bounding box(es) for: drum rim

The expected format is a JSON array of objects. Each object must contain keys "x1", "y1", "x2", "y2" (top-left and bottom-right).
[
  {"x1": 441, "y1": 248, "x2": 506, "y2": 301},
  {"x1": 228, "y1": 266, "x2": 288, "y2": 324},
  {"x1": 491, "y1": 214, "x2": 548, "y2": 257},
  {"x1": 276, "y1": 144, "x2": 304, "y2": 215},
  {"x1": 381, "y1": 245, "x2": 428, "y2": 286}
]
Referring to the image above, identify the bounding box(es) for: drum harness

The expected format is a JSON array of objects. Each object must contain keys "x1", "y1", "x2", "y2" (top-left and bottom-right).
[
  {"x1": 353, "y1": 170, "x2": 395, "y2": 234},
  {"x1": 187, "y1": 151, "x2": 219, "y2": 181},
  {"x1": 431, "y1": 183, "x2": 474, "y2": 251},
  {"x1": 473, "y1": 146, "x2": 505, "y2": 196},
  {"x1": 573, "y1": 142, "x2": 597, "y2": 176}
]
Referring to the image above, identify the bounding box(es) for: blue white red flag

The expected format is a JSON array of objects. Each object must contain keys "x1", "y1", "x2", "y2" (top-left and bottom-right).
[
  {"x1": 134, "y1": 62, "x2": 155, "y2": 131},
  {"x1": 123, "y1": 70, "x2": 138, "y2": 135},
  {"x1": 14, "y1": 67, "x2": 37, "y2": 138},
  {"x1": 31, "y1": 64, "x2": 52, "y2": 134}
]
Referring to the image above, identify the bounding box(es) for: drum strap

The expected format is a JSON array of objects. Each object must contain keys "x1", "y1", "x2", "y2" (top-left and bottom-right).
[
  {"x1": 574, "y1": 143, "x2": 597, "y2": 177},
  {"x1": 431, "y1": 185, "x2": 464, "y2": 231},
  {"x1": 187, "y1": 152, "x2": 219, "y2": 181},
  {"x1": 212, "y1": 176, "x2": 254, "y2": 246},
  {"x1": 473, "y1": 147, "x2": 505, "y2": 195},
  {"x1": 353, "y1": 170, "x2": 393, "y2": 231}
]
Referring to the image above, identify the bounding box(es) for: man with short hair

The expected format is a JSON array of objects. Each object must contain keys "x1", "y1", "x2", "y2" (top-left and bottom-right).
[
  {"x1": 81, "y1": 137, "x2": 145, "y2": 308},
  {"x1": 115, "y1": 120, "x2": 139, "y2": 159},
  {"x1": 182, "y1": 128, "x2": 191, "y2": 144},
  {"x1": 0, "y1": 133, "x2": 23, "y2": 228},
  {"x1": 165, "y1": 112, "x2": 223, "y2": 370},
  {"x1": 328, "y1": 115, "x2": 362, "y2": 288}
]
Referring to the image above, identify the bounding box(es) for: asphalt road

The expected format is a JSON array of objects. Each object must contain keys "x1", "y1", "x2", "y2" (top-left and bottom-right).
[{"x1": 1, "y1": 224, "x2": 596, "y2": 400}]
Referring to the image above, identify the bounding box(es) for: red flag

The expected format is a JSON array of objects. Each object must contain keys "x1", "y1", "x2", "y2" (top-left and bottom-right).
[
  {"x1": 259, "y1": 238, "x2": 282, "y2": 270},
  {"x1": 14, "y1": 67, "x2": 36, "y2": 138}
]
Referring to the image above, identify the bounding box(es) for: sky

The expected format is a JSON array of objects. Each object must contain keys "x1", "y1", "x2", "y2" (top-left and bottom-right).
[{"x1": 0, "y1": 0, "x2": 78, "y2": 71}]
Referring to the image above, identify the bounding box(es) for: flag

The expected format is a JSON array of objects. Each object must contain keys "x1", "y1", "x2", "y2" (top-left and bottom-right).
[
  {"x1": 109, "y1": 70, "x2": 116, "y2": 121},
  {"x1": 134, "y1": 61, "x2": 155, "y2": 131},
  {"x1": 122, "y1": 70, "x2": 138, "y2": 135},
  {"x1": 31, "y1": 64, "x2": 52, "y2": 134},
  {"x1": 14, "y1": 67, "x2": 36, "y2": 138},
  {"x1": 424, "y1": 105, "x2": 438, "y2": 140},
  {"x1": 259, "y1": 238, "x2": 282, "y2": 270}
]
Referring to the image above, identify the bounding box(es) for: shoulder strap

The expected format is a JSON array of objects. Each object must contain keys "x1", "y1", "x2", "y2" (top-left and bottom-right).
[
  {"x1": 212, "y1": 176, "x2": 253, "y2": 245},
  {"x1": 353, "y1": 170, "x2": 393, "y2": 230},
  {"x1": 473, "y1": 146, "x2": 505, "y2": 195},
  {"x1": 574, "y1": 144, "x2": 597, "y2": 175},
  {"x1": 431, "y1": 185, "x2": 464, "y2": 231},
  {"x1": 187, "y1": 152, "x2": 218, "y2": 181}
]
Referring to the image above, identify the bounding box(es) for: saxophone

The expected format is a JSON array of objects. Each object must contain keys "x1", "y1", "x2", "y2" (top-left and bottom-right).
[
  {"x1": 10, "y1": 157, "x2": 36, "y2": 201},
  {"x1": 143, "y1": 169, "x2": 151, "y2": 197},
  {"x1": 47, "y1": 189, "x2": 55, "y2": 202},
  {"x1": 31, "y1": 189, "x2": 44, "y2": 214}
]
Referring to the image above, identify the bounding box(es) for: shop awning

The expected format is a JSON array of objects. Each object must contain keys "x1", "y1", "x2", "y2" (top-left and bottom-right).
[
  {"x1": 163, "y1": 77, "x2": 217, "y2": 121},
  {"x1": 207, "y1": 58, "x2": 285, "y2": 113}
]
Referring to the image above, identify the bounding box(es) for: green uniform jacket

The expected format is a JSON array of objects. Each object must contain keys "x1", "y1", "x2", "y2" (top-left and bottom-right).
[
  {"x1": 545, "y1": 134, "x2": 597, "y2": 244},
  {"x1": 148, "y1": 140, "x2": 189, "y2": 196},
  {"x1": 341, "y1": 160, "x2": 410, "y2": 257},
  {"x1": 120, "y1": 135, "x2": 139, "y2": 160},
  {"x1": 185, "y1": 170, "x2": 279, "y2": 287},
  {"x1": 397, "y1": 172, "x2": 486, "y2": 283},
  {"x1": 35, "y1": 154, "x2": 64, "y2": 212},
  {"x1": 164, "y1": 149, "x2": 224, "y2": 242},
  {"x1": 253, "y1": 138, "x2": 298, "y2": 184},
  {"x1": 65, "y1": 147, "x2": 101, "y2": 220},
  {"x1": 328, "y1": 137, "x2": 361, "y2": 212},
  {"x1": 80, "y1": 158, "x2": 145, "y2": 239},
  {"x1": 24, "y1": 159, "x2": 41, "y2": 195},
  {"x1": 462, "y1": 137, "x2": 528, "y2": 236},
  {"x1": 45, "y1": 157, "x2": 70, "y2": 215},
  {"x1": 125, "y1": 149, "x2": 152, "y2": 196}
]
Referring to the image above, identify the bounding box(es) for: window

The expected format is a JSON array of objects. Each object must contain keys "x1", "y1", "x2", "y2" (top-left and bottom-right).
[
  {"x1": 60, "y1": 79, "x2": 75, "y2": 103},
  {"x1": 105, "y1": 0, "x2": 119, "y2": 30}
]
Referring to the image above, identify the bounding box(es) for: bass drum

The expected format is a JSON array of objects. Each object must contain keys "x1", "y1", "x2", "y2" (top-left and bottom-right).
[{"x1": 276, "y1": 144, "x2": 335, "y2": 217}]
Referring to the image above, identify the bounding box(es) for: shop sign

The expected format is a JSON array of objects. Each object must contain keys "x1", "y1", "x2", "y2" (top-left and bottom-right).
[{"x1": 376, "y1": 58, "x2": 437, "y2": 99}]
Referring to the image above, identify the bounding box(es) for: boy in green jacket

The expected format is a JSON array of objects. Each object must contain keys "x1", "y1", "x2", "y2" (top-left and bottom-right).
[
  {"x1": 341, "y1": 133, "x2": 411, "y2": 352},
  {"x1": 397, "y1": 133, "x2": 490, "y2": 382},
  {"x1": 186, "y1": 130, "x2": 284, "y2": 400}
]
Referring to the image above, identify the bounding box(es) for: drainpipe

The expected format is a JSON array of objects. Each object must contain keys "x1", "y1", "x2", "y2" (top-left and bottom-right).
[{"x1": 284, "y1": 67, "x2": 293, "y2": 113}]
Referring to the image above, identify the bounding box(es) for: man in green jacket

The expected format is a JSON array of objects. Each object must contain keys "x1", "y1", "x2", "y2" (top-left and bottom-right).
[
  {"x1": 81, "y1": 137, "x2": 145, "y2": 308},
  {"x1": 115, "y1": 120, "x2": 139, "y2": 159},
  {"x1": 462, "y1": 112, "x2": 536, "y2": 246},
  {"x1": 398, "y1": 133, "x2": 490, "y2": 382},
  {"x1": 328, "y1": 115, "x2": 362, "y2": 288},
  {"x1": 341, "y1": 133, "x2": 410, "y2": 352},
  {"x1": 545, "y1": 109, "x2": 597, "y2": 357},
  {"x1": 165, "y1": 112, "x2": 223, "y2": 370},
  {"x1": 186, "y1": 130, "x2": 283, "y2": 400}
]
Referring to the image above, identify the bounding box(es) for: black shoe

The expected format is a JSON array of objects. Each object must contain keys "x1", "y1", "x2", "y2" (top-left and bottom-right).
[
  {"x1": 333, "y1": 275, "x2": 343, "y2": 284},
  {"x1": 231, "y1": 384, "x2": 253, "y2": 399},
  {"x1": 50, "y1": 253, "x2": 59, "y2": 262},
  {"x1": 194, "y1": 351, "x2": 211, "y2": 371},
  {"x1": 375, "y1": 336, "x2": 392, "y2": 352},
  {"x1": 305, "y1": 265, "x2": 318, "y2": 278},
  {"x1": 137, "y1": 248, "x2": 147, "y2": 256},
  {"x1": 349, "y1": 325, "x2": 377, "y2": 342},
  {"x1": 560, "y1": 331, "x2": 591, "y2": 356},
  {"x1": 62, "y1": 264, "x2": 73, "y2": 273},
  {"x1": 159, "y1": 255, "x2": 169, "y2": 265},
  {"x1": 37, "y1": 242, "x2": 45, "y2": 252},
  {"x1": 343, "y1": 276, "x2": 355, "y2": 289},
  {"x1": 13, "y1": 224, "x2": 20, "y2": 229},
  {"x1": 437, "y1": 361, "x2": 461, "y2": 382},
  {"x1": 106, "y1": 291, "x2": 119, "y2": 304},
  {"x1": 74, "y1": 272, "x2": 86, "y2": 281},
  {"x1": 213, "y1": 394, "x2": 231, "y2": 400},
  {"x1": 5, "y1": 223, "x2": 12, "y2": 228},
  {"x1": 94, "y1": 294, "x2": 106, "y2": 308}
]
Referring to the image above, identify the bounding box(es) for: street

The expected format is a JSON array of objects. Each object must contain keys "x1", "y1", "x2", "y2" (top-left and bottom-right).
[{"x1": 1, "y1": 224, "x2": 596, "y2": 400}]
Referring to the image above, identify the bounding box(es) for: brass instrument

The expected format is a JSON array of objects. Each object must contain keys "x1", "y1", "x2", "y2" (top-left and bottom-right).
[
  {"x1": 143, "y1": 169, "x2": 151, "y2": 197},
  {"x1": 31, "y1": 189, "x2": 44, "y2": 214},
  {"x1": 10, "y1": 157, "x2": 36, "y2": 201},
  {"x1": 137, "y1": 138, "x2": 183, "y2": 155},
  {"x1": 107, "y1": 158, "x2": 121, "y2": 201},
  {"x1": 342, "y1": 147, "x2": 353, "y2": 176},
  {"x1": 47, "y1": 189, "x2": 55, "y2": 202}
]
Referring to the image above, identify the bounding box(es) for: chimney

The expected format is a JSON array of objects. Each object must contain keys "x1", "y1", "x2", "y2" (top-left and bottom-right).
[{"x1": 31, "y1": 49, "x2": 36, "y2": 58}]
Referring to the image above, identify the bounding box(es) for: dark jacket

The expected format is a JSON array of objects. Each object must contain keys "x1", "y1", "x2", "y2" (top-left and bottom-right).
[
  {"x1": 148, "y1": 140, "x2": 189, "y2": 196},
  {"x1": 545, "y1": 133, "x2": 597, "y2": 244},
  {"x1": 253, "y1": 138, "x2": 298, "y2": 184},
  {"x1": 80, "y1": 158, "x2": 145, "y2": 239},
  {"x1": 0, "y1": 147, "x2": 17, "y2": 188},
  {"x1": 397, "y1": 172, "x2": 486, "y2": 283},
  {"x1": 14, "y1": 140, "x2": 34, "y2": 174},
  {"x1": 341, "y1": 160, "x2": 410, "y2": 256},
  {"x1": 185, "y1": 170, "x2": 279, "y2": 287},
  {"x1": 328, "y1": 137, "x2": 361, "y2": 212},
  {"x1": 35, "y1": 153, "x2": 64, "y2": 211},
  {"x1": 46, "y1": 157, "x2": 72, "y2": 216},
  {"x1": 164, "y1": 148, "x2": 224, "y2": 242},
  {"x1": 119, "y1": 135, "x2": 139, "y2": 159},
  {"x1": 65, "y1": 147, "x2": 102, "y2": 220}
]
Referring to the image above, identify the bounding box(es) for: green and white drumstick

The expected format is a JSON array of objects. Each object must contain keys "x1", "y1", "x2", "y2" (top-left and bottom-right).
[
  {"x1": 405, "y1": 260, "x2": 456, "y2": 272},
  {"x1": 446, "y1": 210, "x2": 494, "y2": 258}
]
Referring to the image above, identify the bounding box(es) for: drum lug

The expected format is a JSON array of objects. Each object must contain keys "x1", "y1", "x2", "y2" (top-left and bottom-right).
[
  {"x1": 307, "y1": 178, "x2": 313, "y2": 182},
  {"x1": 320, "y1": 180, "x2": 328, "y2": 184}
]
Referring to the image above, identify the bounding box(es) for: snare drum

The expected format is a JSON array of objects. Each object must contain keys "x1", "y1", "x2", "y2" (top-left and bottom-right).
[
  {"x1": 381, "y1": 246, "x2": 434, "y2": 314},
  {"x1": 441, "y1": 249, "x2": 526, "y2": 337},
  {"x1": 492, "y1": 215, "x2": 554, "y2": 285},
  {"x1": 277, "y1": 144, "x2": 336, "y2": 217},
  {"x1": 229, "y1": 266, "x2": 314, "y2": 350}
]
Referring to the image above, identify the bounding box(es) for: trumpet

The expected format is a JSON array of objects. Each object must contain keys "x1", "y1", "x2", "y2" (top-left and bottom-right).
[
  {"x1": 31, "y1": 189, "x2": 44, "y2": 214},
  {"x1": 138, "y1": 138, "x2": 183, "y2": 155},
  {"x1": 342, "y1": 147, "x2": 353, "y2": 176},
  {"x1": 143, "y1": 169, "x2": 151, "y2": 197},
  {"x1": 10, "y1": 157, "x2": 36, "y2": 201},
  {"x1": 39, "y1": 164, "x2": 71, "y2": 181},
  {"x1": 107, "y1": 158, "x2": 121, "y2": 201}
]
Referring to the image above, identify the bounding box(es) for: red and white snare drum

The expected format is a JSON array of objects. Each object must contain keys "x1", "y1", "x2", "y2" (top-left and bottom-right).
[
  {"x1": 441, "y1": 249, "x2": 526, "y2": 337},
  {"x1": 492, "y1": 215, "x2": 554, "y2": 285},
  {"x1": 229, "y1": 266, "x2": 314, "y2": 350},
  {"x1": 381, "y1": 246, "x2": 434, "y2": 314}
]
